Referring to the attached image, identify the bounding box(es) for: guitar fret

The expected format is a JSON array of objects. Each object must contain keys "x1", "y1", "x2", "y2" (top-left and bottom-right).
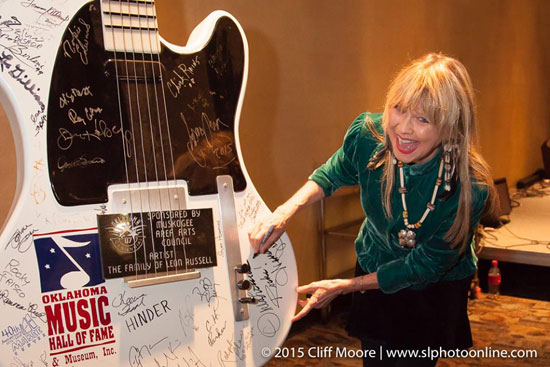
[
  {"x1": 115, "y1": 0, "x2": 155, "y2": 4},
  {"x1": 103, "y1": 27, "x2": 160, "y2": 54},
  {"x1": 103, "y1": 12, "x2": 157, "y2": 29},
  {"x1": 103, "y1": 11, "x2": 157, "y2": 20},
  {"x1": 101, "y1": 0, "x2": 160, "y2": 54},
  {"x1": 105, "y1": 24, "x2": 158, "y2": 31},
  {"x1": 101, "y1": 2, "x2": 156, "y2": 17},
  {"x1": 103, "y1": 0, "x2": 154, "y2": 5}
]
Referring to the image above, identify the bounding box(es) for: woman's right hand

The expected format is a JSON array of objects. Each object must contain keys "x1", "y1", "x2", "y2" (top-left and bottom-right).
[
  {"x1": 248, "y1": 180, "x2": 325, "y2": 256},
  {"x1": 248, "y1": 205, "x2": 291, "y2": 256}
]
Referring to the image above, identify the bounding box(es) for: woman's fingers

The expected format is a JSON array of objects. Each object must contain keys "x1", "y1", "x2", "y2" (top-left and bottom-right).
[
  {"x1": 292, "y1": 293, "x2": 330, "y2": 322},
  {"x1": 293, "y1": 280, "x2": 346, "y2": 322},
  {"x1": 292, "y1": 296, "x2": 315, "y2": 322},
  {"x1": 259, "y1": 227, "x2": 282, "y2": 254},
  {"x1": 248, "y1": 223, "x2": 268, "y2": 253},
  {"x1": 296, "y1": 282, "x2": 321, "y2": 294},
  {"x1": 248, "y1": 218, "x2": 285, "y2": 255},
  {"x1": 316, "y1": 296, "x2": 333, "y2": 309},
  {"x1": 249, "y1": 206, "x2": 292, "y2": 254},
  {"x1": 249, "y1": 221, "x2": 270, "y2": 249}
]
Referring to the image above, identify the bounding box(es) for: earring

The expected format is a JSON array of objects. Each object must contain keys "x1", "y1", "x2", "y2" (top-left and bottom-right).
[{"x1": 443, "y1": 144, "x2": 454, "y2": 192}]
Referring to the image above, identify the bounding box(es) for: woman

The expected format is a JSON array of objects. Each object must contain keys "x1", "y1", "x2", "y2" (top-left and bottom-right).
[{"x1": 249, "y1": 53, "x2": 496, "y2": 366}]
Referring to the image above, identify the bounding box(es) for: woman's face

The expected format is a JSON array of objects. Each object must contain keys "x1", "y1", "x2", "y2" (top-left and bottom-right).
[{"x1": 387, "y1": 105, "x2": 441, "y2": 164}]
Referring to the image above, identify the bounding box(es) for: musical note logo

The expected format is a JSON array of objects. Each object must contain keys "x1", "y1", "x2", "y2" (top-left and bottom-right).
[{"x1": 33, "y1": 231, "x2": 104, "y2": 293}]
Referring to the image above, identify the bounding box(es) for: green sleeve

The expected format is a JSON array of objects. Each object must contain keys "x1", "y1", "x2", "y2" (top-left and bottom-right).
[
  {"x1": 309, "y1": 114, "x2": 365, "y2": 197},
  {"x1": 377, "y1": 186, "x2": 489, "y2": 294}
]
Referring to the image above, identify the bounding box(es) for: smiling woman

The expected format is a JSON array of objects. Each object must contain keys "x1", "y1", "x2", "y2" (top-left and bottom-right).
[
  {"x1": 249, "y1": 53, "x2": 498, "y2": 367},
  {"x1": 373, "y1": 54, "x2": 494, "y2": 252}
]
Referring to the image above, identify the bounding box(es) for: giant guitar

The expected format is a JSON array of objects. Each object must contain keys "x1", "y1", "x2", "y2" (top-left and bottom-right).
[{"x1": 0, "y1": 1, "x2": 297, "y2": 366}]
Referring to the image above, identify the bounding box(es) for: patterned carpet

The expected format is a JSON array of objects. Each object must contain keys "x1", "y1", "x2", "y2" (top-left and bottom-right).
[{"x1": 265, "y1": 294, "x2": 550, "y2": 366}]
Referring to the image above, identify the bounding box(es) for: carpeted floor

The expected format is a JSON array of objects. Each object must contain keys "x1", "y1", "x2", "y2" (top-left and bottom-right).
[{"x1": 265, "y1": 294, "x2": 550, "y2": 366}]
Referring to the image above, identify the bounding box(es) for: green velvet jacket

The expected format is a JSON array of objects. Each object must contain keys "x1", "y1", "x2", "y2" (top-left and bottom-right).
[{"x1": 310, "y1": 113, "x2": 488, "y2": 294}]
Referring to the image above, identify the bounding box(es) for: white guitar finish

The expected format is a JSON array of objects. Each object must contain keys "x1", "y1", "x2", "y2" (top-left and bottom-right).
[{"x1": 0, "y1": 1, "x2": 297, "y2": 366}]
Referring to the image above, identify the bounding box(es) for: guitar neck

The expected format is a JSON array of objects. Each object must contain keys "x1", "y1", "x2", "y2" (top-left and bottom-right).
[{"x1": 100, "y1": 0, "x2": 161, "y2": 54}]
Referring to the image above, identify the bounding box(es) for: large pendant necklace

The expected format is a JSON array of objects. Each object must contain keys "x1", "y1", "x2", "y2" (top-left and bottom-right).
[{"x1": 395, "y1": 157, "x2": 444, "y2": 248}]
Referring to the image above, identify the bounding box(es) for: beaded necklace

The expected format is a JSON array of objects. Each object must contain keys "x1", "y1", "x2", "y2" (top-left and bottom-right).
[{"x1": 394, "y1": 157, "x2": 444, "y2": 248}]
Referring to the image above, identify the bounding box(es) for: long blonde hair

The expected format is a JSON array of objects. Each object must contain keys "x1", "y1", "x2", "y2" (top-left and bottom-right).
[{"x1": 367, "y1": 53, "x2": 497, "y2": 252}]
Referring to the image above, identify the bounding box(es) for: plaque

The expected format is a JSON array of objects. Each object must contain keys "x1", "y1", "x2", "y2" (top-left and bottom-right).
[{"x1": 97, "y1": 209, "x2": 217, "y2": 278}]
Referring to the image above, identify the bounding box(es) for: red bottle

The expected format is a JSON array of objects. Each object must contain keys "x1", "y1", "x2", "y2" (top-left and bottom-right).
[{"x1": 488, "y1": 260, "x2": 501, "y2": 298}]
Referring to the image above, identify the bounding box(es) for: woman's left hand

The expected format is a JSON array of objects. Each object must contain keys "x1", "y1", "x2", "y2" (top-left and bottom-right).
[{"x1": 291, "y1": 279, "x2": 351, "y2": 322}]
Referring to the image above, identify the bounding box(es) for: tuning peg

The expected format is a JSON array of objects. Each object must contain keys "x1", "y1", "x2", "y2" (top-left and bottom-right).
[
  {"x1": 239, "y1": 297, "x2": 257, "y2": 304},
  {"x1": 237, "y1": 279, "x2": 251, "y2": 290},
  {"x1": 235, "y1": 263, "x2": 250, "y2": 274}
]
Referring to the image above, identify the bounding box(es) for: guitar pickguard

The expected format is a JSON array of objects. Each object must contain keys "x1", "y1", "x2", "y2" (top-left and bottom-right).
[{"x1": 47, "y1": 2, "x2": 246, "y2": 206}]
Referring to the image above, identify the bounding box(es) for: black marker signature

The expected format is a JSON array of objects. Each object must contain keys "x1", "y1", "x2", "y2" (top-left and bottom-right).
[
  {"x1": 192, "y1": 277, "x2": 222, "y2": 305},
  {"x1": 128, "y1": 337, "x2": 168, "y2": 367},
  {"x1": 0, "y1": 289, "x2": 46, "y2": 323},
  {"x1": 20, "y1": 0, "x2": 70, "y2": 27},
  {"x1": 261, "y1": 269, "x2": 283, "y2": 308},
  {"x1": 112, "y1": 291, "x2": 146, "y2": 316},
  {"x1": 0, "y1": 52, "x2": 45, "y2": 110},
  {"x1": 217, "y1": 330, "x2": 249, "y2": 366},
  {"x1": 5, "y1": 224, "x2": 37, "y2": 254},
  {"x1": 205, "y1": 297, "x2": 226, "y2": 346},
  {"x1": 178, "y1": 295, "x2": 198, "y2": 337}
]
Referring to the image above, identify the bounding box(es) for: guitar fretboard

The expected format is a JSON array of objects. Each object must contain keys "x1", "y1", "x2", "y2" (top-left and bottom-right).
[{"x1": 100, "y1": 0, "x2": 160, "y2": 54}]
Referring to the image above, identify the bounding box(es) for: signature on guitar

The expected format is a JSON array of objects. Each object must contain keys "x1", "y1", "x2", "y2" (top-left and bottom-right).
[
  {"x1": 62, "y1": 18, "x2": 90, "y2": 65},
  {"x1": 5, "y1": 224, "x2": 37, "y2": 254},
  {"x1": 112, "y1": 291, "x2": 147, "y2": 317}
]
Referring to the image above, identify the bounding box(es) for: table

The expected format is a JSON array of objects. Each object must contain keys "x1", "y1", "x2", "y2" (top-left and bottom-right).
[{"x1": 478, "y1": 190, "x2": 550, "y2": 267}]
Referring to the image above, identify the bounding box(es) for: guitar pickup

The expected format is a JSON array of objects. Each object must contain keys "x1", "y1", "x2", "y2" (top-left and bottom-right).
[{"x1": 104, "y1": 58, "x2": 164, "y2": 82}]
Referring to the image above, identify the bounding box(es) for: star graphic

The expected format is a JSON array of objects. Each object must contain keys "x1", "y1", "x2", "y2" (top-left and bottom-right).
[
  {"x1": 85, "y1": 253, "x2": 91, "y2": 259},
  {"x1": 50, "y1": 248, "x2": 55, "y2": 254},
  {"x1": 45, "y1": 264, "x2": 50, "y2": 269}
]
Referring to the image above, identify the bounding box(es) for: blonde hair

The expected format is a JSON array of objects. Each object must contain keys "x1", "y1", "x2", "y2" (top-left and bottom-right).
[{"x1": 367, "y1": 53, "x2": 497, "y2": 252}]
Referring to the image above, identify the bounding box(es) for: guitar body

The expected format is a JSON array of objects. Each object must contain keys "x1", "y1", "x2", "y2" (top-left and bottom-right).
[{"x1": 0, "y1": 1, "x2": 297, "y2": 366}]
